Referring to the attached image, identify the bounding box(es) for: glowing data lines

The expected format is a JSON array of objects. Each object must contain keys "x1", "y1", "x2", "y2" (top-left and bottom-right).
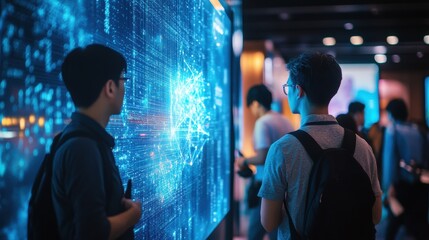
[{"x1": 170, "y1": 61, "x2": 211, "y2": 167}]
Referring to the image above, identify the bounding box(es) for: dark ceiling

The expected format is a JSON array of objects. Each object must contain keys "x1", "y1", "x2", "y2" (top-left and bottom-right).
[{"x1": 242, "y1": 0, "x2": 429, "y2": 70}]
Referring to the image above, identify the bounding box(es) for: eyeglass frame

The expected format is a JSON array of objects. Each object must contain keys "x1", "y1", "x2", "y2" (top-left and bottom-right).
[
  {"x1": 119, "y1": 77, "x2": 130, "y2": 81},
  {"x1": 282, "y1": 83, "x2": 296, "y2": 96},
  {"x1": 119, "y1": 70, "x2": 130, "y2": 82}
]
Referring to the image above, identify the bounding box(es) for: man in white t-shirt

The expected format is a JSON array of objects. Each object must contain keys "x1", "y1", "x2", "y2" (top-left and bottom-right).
[{"x1": 236, "y1": 84, "x2": 294, "y2": 240}]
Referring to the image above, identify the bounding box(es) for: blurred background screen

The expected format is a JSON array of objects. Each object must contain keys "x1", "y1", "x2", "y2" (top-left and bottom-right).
[{"x1": 329, "y1": 64, "x2": 380, "y2": 128}]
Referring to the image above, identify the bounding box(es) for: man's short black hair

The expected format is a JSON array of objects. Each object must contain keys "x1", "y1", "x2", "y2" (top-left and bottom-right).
[
  {"x1": 287, "y1": 52, "x2": 342, "y2": 106},
  {"x1": 61, "y1": 44, "x2": 127, "y2": 108},
  {"x1": 386, "y1": 98, "x2": 408, "y2": 121},
  {"x1": 348, "y1": 101, "x2": 365, "y2": 114},
  {"x1": 246, "y1": 84, "x2": 272, "y2": 110}
]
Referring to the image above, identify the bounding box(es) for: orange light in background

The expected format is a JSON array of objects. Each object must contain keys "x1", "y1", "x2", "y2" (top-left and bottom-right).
[
  {"x1": 2, "y1": 117, "x2": 11, "y2": 126},
  {"x1": 282, "y1": 98, "x2": 301, "y2": 130},
  {"x1": 19, "y1": 118, "x2": 26, "y2": 130},
  {"x1": 38, "y1": 117, "x2": 45, "y2": 127},
  {"x1": 209, "y1": 0, "x2": 224, "y2": 11},
  {"x1": 240, "y1": 50, "x2": 265, "y2": 157},
  {"x1": 241, "y1": 51, "x2": 265, "y2": 76},
  {"x1": 29, "y1": 114, "x2": 36, "y2": 124},
  {"x1": 12, "y1": 118, "x2": 18, "y2": 125}
]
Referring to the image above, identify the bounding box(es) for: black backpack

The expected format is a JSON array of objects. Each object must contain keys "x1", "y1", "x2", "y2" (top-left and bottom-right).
[
  {"x1": 27, "y1": 131, "x2": 97, "y2": 240},
  {"x1": 285, "y1": 128, "x2": 375, "y2": 240}
]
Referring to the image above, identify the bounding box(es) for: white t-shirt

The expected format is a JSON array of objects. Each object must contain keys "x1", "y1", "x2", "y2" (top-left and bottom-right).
[
  {"x1": 253, "y1": 111, "x2": 294, "y2": 180},
  {"x1": 258, "y1": 114, "x2": 382, "y2": 240}
]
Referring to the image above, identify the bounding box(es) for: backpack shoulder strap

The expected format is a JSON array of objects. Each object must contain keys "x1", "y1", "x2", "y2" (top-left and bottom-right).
[
  {"x1": 341, "y1": 129, "x2": 356, "y2": 154},
  {"x1": 36, "y1": 130, "x2": 98, "y2": 188},
  {"x1": 56, "y1": 130, "x2": 97, "y2": 150},
  {"x1": 289, "y1": 130, "x2": 323, "y2": 162},
  {"x1": 30, "y1": 132, "x2": 64, "y2": 200},
  {"x1": 57, "y1": 130, "x2": 113, "y2": 203}
]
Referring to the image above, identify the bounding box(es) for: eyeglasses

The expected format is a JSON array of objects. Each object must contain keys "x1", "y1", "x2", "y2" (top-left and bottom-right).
[
  {"x1": 119, "y1": 77, "x2": 130, "y2": 81},
  {"x1": 282, "y1": 83, "x2": 296, "y2": 96}
]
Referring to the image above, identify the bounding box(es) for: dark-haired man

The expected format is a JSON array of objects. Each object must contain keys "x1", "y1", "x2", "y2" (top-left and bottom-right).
[
  {"x1": 382, "y1": 98, "x2": 429, "y2": 240},
  {"x1": 258, "y1": 52, "x2": 382, "y2": 239},
  {"x1": 52, "y1": 44, "x2": 141, "y2": 239},
  {"x1": 236, "y1": 84, "x2": 294, "y2": 240},
  {"x1": 348, "y1": 101, "x2": 365, "y2": 132},
  {"x1": 348, "y1": 101, "x2": 371, "y2": 143}
]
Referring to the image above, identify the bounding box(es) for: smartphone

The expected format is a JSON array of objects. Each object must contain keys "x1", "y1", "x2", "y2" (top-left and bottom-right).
[
  {"x1": 235, "y1": 149, "x2": 244, "y2": 157},
  {"x1": 124, "y1": 179, "x2": 132, "y2": 199}
]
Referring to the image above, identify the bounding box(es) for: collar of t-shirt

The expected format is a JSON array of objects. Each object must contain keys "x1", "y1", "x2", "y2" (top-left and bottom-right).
[{"x1": 301, "y1": 114, "x2": 338, "y2": 127}]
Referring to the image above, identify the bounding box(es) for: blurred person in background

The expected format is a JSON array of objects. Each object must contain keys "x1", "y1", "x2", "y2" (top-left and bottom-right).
[
  {"x1": 348, "y1": 101, "x2": 370, "y2": 142},
  {"x1": 382, "y1": 98, "x2": 429, "y2": 240},
  {"x1": 235, "y1": 84, "x2": 294, "y2": 240}
]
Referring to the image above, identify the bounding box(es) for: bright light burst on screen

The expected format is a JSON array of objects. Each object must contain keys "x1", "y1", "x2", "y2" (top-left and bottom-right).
[{"x1": 171, "y1": 62, "x2": 210, "y2": 167}]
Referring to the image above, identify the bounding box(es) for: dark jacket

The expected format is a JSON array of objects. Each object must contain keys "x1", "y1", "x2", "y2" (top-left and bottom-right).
[{"x1": 52, "y1": 112, "x2": 133, "y2": 240}]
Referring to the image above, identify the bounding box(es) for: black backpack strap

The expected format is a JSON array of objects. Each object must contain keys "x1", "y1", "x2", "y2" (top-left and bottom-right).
[
  {"x1": 285, "y1": 130, "x2": 322, "y2": 240},
  {"x1": 341, "y1": 129, "x2": 356, "y2": 154},
  {"x1": 29, "y1": 133, "x2": 63, "y2": 203},
  {"x1": 57, "y1": 130, "x2": 113, "y2": 204},
  {"x1": 289, "y1": 130, "x2": 323, "y2": 162},
  {"x1": 56, "y1": 131, "x2": 97, "y2": 150}
]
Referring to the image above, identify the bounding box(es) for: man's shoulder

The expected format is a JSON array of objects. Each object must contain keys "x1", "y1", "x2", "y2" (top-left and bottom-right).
[
  {"x1": 271, "y1": 131, "x2": 302, "y2": 150},
  {"x1": 354, "y1": 133, "x2": 374, "y2": 154},
  {"x1": 59, "y1": 127, "x2": 99, "y2": 147},
  {"x1": 55, "y1": 129, "x2": 101, "y2": 161}
]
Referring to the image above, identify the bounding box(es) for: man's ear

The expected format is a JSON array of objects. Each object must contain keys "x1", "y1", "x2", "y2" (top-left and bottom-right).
[
  {"x1": 296, "y1": 85, "x2": 305, "y2": 98},
  {"x1": 252, "y1": 100, "x2": 260, "y2": 108},
  {"x1": 104, "y1": 79, "x2": 116, "y2": 98}
]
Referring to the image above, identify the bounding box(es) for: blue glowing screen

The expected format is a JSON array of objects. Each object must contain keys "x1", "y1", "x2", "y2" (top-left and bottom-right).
[
  {"x1": 0, "y1": 1, "x2": 232, "y2": 239},
  {"x1": 329, "y1": 64, "x2": 380, "y2": 128}
]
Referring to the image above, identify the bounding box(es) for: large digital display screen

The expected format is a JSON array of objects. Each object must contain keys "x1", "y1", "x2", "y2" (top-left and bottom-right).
[
  {"x1": 0, "y1": 1, "x2": 232, "y2": 239},
  {"x1": 329, "y1": 64, "x2": 380, "y2": 128}
]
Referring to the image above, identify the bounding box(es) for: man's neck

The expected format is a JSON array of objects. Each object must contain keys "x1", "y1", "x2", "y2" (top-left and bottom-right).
[
  {"x1": 258, "y1": 108, "x2": 270, "y2": 118},
  {"x1": 300, "y1": 102, "x2": 329, "y2": 118},
  {"x1": 77, "y1": 107, "x2": 110, "y2": 128}
]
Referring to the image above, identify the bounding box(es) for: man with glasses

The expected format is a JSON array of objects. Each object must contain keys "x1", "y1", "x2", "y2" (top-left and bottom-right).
[
  {"x1": 258, "y1": 52, "x2": 382, "y2": 239},
  {"x1": 52, "y1": 44, "x2": 141, "y2": 239}
]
